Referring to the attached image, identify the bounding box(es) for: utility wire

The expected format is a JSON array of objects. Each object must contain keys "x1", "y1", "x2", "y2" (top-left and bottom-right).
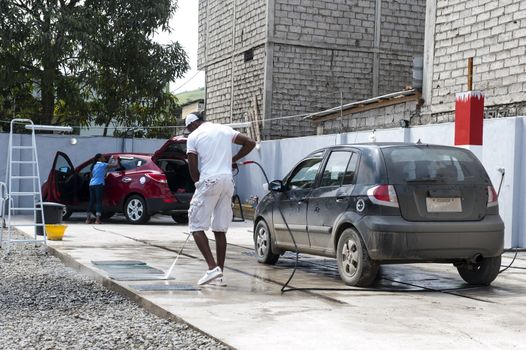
[
  {"x1": 0, "y1": 110, "x2": 311, "y2": 131},
  {"x1": 172, "y1": 71, "x2": 201, "y2": 93}
]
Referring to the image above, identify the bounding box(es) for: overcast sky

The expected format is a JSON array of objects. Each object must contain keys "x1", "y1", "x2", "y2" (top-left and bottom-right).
[{"x1": 154, "y1": 0, "x2": 205, "y2": 93}]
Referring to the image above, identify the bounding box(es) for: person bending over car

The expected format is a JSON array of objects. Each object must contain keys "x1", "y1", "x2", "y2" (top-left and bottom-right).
[
  {"x1": 86, "y1": 153, "x2": 119, "y2": 224},
  {"x1": 185, "y1": 112, "x2": 256, "y2": 286}
]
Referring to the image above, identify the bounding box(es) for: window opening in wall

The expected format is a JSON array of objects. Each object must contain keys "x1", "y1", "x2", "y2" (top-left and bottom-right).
[{"x1": 244, "y1": 48, "x2": 254, "y2": 62}]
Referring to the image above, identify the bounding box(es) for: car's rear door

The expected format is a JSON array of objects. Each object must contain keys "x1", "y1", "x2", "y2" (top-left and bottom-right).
[
  {"x1": 382, "y1": 146, "x2": 491, "y2": 222},
  {"x1": 105, "y1": 156, "x2": 145, "y2": 209},
  {"x1": 307, "y1": 150, "x2": 359, "y2": 252},
  {"x1": 273, "y1": 152, "x2": 324, "y2": 249}
]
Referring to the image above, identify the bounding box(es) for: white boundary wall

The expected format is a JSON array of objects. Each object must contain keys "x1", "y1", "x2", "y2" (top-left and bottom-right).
[
  {"x1": 236, "y1": 116, "x2": 526, "y2": 248},
  {"x1": 1, "y1": 116, "x2": 525, "y2": 248}
]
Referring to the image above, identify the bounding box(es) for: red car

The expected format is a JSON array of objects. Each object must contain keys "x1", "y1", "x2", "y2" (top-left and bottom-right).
[{"x1": 42, "y1": 136, "x2": 194, "y2": 224}]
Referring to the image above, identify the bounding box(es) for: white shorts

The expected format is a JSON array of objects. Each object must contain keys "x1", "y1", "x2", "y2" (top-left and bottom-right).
[{"x1": 188, "y1": 175, "x2": 235, "y2": 233}]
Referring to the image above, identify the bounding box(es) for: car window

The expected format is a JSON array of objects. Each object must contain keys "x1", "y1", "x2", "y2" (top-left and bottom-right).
[
  {"x1": 113, "y1": 157, "x2": 146, "y2": 171},
  {"x1": 320, "y1": 151, "x2": 353, "y2": 187},
  {"x1": 79, "y1": 162, "x2": 94, "y2": 176},
  {"x1": 382, "y1": 146, "x2": 487, "y2": 184},
  {"x1": 287, "y1": 157, "x2": 323, "y2": 190},
  {"x1": 343, "y1": 153, "x2": 359, "y2": 185},
  {"x1": 54, "y1": 154, "x2": 72, "y2": 174}
]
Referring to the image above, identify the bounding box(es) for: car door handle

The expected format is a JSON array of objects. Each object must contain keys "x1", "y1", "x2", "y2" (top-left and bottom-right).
[
  {"x1": 336, "y1": 196, "x2": 348, "y2": 203},
  {"x1": 297, "y1": 197, "x2": 308, "y2": 205},
  {"x1": 122, "y1": 177, "x2": 132, "y2": 183}
]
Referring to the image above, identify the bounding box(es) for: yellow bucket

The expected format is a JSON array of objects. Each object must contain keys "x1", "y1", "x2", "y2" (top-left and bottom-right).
[{"x1": 46, "y1": 224, "x2": 67, "y2": 241}]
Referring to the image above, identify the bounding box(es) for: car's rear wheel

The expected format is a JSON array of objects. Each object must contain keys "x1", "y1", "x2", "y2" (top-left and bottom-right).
[
  {"x1": 171, "y1": 213, "x2": 188, "y2": 224},
  {"x1": 336, "y1": 228, "x2": 379, "y2": 287},
  {"x1": 457, "y1": 255, "x2": 501, "y2": 285},
  {"x1": 254, "y1": 219, "x2": 280, "y2": 265},
  {"x1": 124, "y1": 195, "x2": 150, "y2": 224}
]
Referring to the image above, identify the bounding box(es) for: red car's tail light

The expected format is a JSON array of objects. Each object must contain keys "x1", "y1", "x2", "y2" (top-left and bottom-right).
[
  {"x1": 487, "y1": 185, "x2": 498, "y2": 208},
  {"x1": 146, "y1": 173, "x2": 168, "y2": 183},
  {"x1": 367, "y1": 185, "x2": 399, "y2": 207}
]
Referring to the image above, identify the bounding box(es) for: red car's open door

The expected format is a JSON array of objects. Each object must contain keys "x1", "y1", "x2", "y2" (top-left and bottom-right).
[{"x1": 45, "y1": 152, "x2": 79, "y2": 205}]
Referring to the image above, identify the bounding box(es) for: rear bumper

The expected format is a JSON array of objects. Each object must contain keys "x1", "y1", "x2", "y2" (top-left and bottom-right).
[
  {"x1": 355, "y1": 215, "x2": 505, "y2": 262},
  {"x1": 146, "y1": 198, "x2": 189, "y2": 215}
]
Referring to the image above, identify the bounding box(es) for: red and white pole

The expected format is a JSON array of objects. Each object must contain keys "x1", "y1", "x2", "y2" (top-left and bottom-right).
[{"x1": 454, "y1": 58, "x2": 484, "y2": 160}]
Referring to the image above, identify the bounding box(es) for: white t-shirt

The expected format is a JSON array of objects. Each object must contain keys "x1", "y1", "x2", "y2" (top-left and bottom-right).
[{"x1": 186, "y1": 122, "x2": 240, "y2": 181}]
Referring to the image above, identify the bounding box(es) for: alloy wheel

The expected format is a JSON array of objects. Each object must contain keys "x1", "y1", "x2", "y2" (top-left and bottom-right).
[
  {"x1": 127, "y1": 199, "x2": 144, "y2": 221},
  {"x1": 341, "y1": 238, "x2": 360, "y2": 278},
  {"x1": 256, "y1": 225, "x2": 269, "y2": 257}
]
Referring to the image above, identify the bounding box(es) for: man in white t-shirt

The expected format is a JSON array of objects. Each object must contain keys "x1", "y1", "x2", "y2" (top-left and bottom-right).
[{"x1": 185, "y1": 112, "x2": 256, "y2": 286}]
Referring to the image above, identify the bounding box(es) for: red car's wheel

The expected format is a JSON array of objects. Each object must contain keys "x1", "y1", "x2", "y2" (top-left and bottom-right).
[{"x1": 124, "y1": 195, "x2": 150, "y2": 224}]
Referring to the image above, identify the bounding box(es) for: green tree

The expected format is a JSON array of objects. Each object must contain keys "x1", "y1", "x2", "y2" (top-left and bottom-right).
[{"x1": 0, "y1": 0, "x2": 189, "y2": 132}]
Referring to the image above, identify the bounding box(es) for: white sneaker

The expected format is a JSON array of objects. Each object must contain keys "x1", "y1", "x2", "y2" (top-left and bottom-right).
[
  {"x1": 208, "y1": 277, "x2": 227, "y2": 287},
  {"x1": 197, "y1": 266, "x2": 223, "y2": 285}
]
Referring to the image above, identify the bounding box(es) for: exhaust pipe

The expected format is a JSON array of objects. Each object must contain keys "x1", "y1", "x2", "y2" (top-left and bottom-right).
[{"x1": 470, "y1": 253, "x2": 483, "y2": 264}]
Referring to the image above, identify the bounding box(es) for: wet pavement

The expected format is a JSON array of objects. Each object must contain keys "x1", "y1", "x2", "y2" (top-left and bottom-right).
[{"x1": 12, "y1": 214, "x2": 526, "y2": 349}]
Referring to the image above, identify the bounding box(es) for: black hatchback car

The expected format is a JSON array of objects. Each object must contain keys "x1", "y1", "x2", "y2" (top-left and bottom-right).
[{"x1": 253, "y1": 143, "x2": 504, "y2": 286}]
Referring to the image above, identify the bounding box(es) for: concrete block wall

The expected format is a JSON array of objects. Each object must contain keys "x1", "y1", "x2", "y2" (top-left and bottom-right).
[
  {"x1": 319, "y1": 100, "x2": 419, "y2": 134},
  {"x1": 273, "y1": 0, "x2": 376, "y2": 46},
  {"x1": 232, "y1": 46, "x2": 266, "y2": 123},
  {"x1": 378, "y1": 52, "x2": 414, "y2": 93},
  {"x1": 199, "y1": 0, "x2": 427, "y2": 139},
  {"x1": 197, "y1": 0, "x2": 208, "y2": 70},
  {"x1": 428, "y1": 0, "x2": 526, "y2": 117},
  {"x1": 198, "y1": 0, "x2": 267, "y2": 126},
  {"x1": 234, "y1": 0, "x2": 267, "y2": 48},
  {"x1": 204, "y1": 59, "x2": 233, "y2": 124},
  {"x1": 270, "y1": 45, "x2": 374, "y2": 138},
  {"x1": 380, "y1": 0, "x2": 426, "y2": 52}
]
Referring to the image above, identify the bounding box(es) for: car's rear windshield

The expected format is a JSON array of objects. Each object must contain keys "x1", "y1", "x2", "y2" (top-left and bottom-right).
[{"x1": 381, "y1": 146, "x2": 488, "y2": 184}]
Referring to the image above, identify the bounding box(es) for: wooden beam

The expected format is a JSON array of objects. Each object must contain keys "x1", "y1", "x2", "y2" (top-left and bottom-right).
[{"x1": 311, "y1": 93, "x2": 420, "y2": 124}]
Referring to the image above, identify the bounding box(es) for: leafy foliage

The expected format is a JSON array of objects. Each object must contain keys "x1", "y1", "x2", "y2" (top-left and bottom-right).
[{"x1": 0, "y1": 0, "x2": 189, "y2": 135}]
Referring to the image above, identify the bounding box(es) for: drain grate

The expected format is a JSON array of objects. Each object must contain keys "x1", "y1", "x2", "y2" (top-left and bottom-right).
[
  {"x1": 132, "y1": 284, "x2": 200, "y2": 292},
  {"x1": 91, "y1": 260, "x2": 175, "y2": 281}
]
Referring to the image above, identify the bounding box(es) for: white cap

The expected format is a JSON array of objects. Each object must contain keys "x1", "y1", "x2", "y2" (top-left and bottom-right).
[{"x1": 185, "y1": 113, "x2": 200, "y2": 127}]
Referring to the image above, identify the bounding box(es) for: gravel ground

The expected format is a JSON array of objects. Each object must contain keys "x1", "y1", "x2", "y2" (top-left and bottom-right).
[{"x1": 0, "y1": 234, "x2": 228, "y2": 350}]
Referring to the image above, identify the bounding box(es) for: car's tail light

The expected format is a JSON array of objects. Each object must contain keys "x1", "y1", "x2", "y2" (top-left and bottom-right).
[
  {"x1": 487, "y1": 186, "x2": 498, "y2": 207},
  {"x1": 367, "y1": 185, "x2": 399, "y2": 207},
  {"x1": 146, "y1": 173, "x2": 168, "y2": 183}
]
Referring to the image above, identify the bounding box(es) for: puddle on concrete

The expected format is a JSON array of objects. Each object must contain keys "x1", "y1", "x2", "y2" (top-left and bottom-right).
[
  {"x1": 131, "y1": 284, "x2": 200, "y2": 292},
  {"x1": 91, "y1": 260, "x2": 175, "y2": 281}
]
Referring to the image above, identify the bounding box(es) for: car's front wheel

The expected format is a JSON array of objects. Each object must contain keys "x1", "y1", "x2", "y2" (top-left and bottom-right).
[
  {"x1": 124, "y1": 195, "x2": 150, "y2": 224},
  {"x1": 457, "y1": 255, "x2": 501, "y2": 285},
  {"x1": 336, "y1": 228, "x2": 379, "y2": 287},
  {"x1": 254, "y1": 219, "x2": 280, "y2": 265}
]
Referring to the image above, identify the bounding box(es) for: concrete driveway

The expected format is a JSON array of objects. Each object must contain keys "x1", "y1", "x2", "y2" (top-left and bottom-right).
[{"x1": 14, "y1": 214, "x2": 526, "y2": 349}]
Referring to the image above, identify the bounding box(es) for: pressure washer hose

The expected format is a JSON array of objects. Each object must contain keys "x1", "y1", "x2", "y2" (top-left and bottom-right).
[
  {"x1": 241, "y1": 161, "x2": 300, "y2": 293},
  {"x1": 496, "y1": 169, "x2": 518, "y2": 274}
]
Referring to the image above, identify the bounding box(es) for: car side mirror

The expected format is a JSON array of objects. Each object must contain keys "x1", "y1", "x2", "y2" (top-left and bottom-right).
[{"x1": 269, "y1": 180, "x2": 285, "y2": 192}]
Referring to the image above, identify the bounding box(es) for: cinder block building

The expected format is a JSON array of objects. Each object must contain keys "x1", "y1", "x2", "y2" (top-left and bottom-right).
[
  {"x1": 420, "y1": 0, "x2": 526, "y2": 123},
  {"x1": 198, "y1": 0, "x2": 427, "y2": 139}
]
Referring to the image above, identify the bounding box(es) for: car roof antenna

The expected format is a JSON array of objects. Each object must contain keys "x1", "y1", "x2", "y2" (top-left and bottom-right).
[{"x1": 416, "y1": 138, "x2": 422, "y2": 144}]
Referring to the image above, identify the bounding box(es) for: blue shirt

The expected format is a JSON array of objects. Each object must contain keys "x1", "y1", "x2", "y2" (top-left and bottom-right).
[{"x1": 90, "y1": 162, "x2": 109, "y2": 186}]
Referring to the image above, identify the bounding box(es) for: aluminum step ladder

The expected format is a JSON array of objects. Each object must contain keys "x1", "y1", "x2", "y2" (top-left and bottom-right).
[{"x1": 1, "y1": 119, "x2": 72, "y2": 254}]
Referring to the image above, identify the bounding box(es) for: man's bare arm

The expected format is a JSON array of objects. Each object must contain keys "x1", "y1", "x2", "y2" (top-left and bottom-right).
[
  {"x1": 232, "y1": 134, "x2": 256, "y2": 163},
  {"x1": 188, "y1": 153, "x2": 200, "y2": 183}
]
